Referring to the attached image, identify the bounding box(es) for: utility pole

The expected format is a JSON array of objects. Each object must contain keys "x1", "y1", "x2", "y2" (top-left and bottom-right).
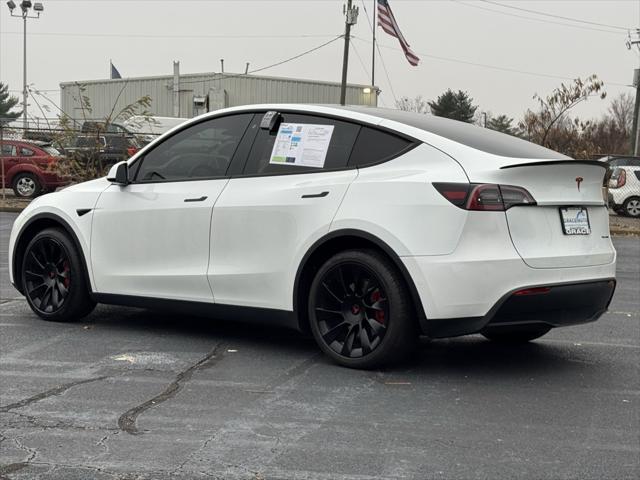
[
  {"x1": 7, "y1": 1, "x2": 45, "y2": 132},
  {"x1": 627, "y1": 29, "x2": 640, "y2": 156},
  {"x1": 340, "y1": 0, "x2": 359, "y2": 106},
  {"x1": 371, "y1": 0, "x2": 376, "y2": 87},
  {"x1": 173, "y1": 61, "x2": 180, "y2": 117}
]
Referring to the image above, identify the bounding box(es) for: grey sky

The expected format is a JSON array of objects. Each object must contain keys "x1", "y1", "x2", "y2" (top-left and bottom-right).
[{"x1": 1, "y1": 0, "x2": 638, "y2": 122}]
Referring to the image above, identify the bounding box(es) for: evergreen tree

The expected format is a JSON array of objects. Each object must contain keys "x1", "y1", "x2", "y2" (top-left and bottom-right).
[
  {"x1": 428, "y1": 89, "x2": 478, "y2": 123},
  {"x1": 0, "y1": 83, "x2": 22, "y2": 126},
  {"x1": 487, "y1": 114, "x2": 516, "y2": 135}
]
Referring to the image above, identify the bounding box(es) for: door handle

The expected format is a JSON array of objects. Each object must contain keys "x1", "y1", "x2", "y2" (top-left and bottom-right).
[
  {"x1": 301, "y1": 191, "x2": 329, "y2": 199},
  {"x1": 184, "y1": 196, "x2": 208, "y2": 202}
]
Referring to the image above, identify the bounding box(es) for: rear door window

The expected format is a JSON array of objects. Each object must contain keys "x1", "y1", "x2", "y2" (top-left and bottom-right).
[
  {"x1": 348, "y1": 127, "x2": 414, "y2": 167},
  {"x1": 242, "y1": 113, "x2": 360, "y2": 175}
]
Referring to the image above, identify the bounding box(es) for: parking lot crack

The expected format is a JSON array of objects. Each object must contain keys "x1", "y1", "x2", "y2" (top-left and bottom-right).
[
  {"x1": 117, "y1": 342, "x2": 225, "y2": 435},
  {"x1": 0, "y1": 376, "x2": 109, "y2": 413}
]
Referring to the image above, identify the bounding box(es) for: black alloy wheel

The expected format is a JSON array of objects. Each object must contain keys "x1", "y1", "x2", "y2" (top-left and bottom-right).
[
  {"x1": 314, "y1": 262, "x2": 389, "y2": 358},
  {"x1": 309, "y1": 249, "x2": 416, "y2": 369},
  {"x1": 21, "y1": 228, "x2": 96, "y2": 322},
  {"x1": 24, "y1": 236, "x2": 71, "y2": 313}
]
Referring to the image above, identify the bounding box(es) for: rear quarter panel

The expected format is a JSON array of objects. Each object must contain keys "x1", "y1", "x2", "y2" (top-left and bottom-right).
[{"x1": 331, "y1": 143, "x2": 469, "y2": 256}]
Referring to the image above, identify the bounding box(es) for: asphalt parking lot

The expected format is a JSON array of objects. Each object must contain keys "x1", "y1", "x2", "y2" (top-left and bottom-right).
[{"x1": 1, "y1": 211, "x2": 638, "y2": 480}]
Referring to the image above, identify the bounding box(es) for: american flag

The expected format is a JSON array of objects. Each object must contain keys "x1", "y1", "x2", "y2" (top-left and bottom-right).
[{"x1": 377, "y1": 0, "x2": 420, "y2": 66}]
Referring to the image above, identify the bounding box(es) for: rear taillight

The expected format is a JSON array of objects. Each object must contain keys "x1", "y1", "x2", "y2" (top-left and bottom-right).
[
  {"x1": 616, "y1": 169, "x2": 626, "y2": 188},
  {"x1": 433, "y1": 183, "x2": 536, "y2": 211},
  {"x1": 127, "y1": 147, "x2": 139, "y2": 157}
]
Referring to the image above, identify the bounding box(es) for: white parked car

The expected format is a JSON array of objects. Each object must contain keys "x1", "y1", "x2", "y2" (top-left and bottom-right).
[
  {"x1": 8, "y1": 105, "x2": 617, "y2": 368},
  {"x1": 608, "y1": 166, "x2": 640, "y2": 218}
]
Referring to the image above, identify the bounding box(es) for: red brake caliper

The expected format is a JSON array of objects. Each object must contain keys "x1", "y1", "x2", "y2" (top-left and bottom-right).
[
  {"x1": 371, "y1": 290, "x2": 385, "y2": 324},
  {"x1": 63, "y1": 261, "x2": 71, "y2": 288}
]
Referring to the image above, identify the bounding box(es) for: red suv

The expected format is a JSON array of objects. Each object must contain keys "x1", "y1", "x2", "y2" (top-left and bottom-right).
[{"x1": 1, "y1": 140, "x2": 69, "y2": 198}]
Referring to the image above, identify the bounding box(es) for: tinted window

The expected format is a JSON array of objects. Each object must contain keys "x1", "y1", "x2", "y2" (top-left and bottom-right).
[
  {"x1": 609, "y1": 157, "x2": 640, "y2": 167},
  {"x1": 1, "y1": 144, "x2": 17, "y2": 156},
  {"x1": 243, "y1": 113, "x2": 360, "y2": 175},
  {"x1": 349, "y1": 127, "x2": 413, "y2": 167},
  {"x1": 136, "y1": 114, "x2": 252, "y2": 182},
  {"x1": 21, "y1": 147, "x2": 35, "y2": 157}
]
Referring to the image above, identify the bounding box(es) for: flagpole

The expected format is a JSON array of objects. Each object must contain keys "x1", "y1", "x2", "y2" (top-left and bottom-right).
[{"x1": 371, "y1": 0, "x2": 376, "y2": 87}]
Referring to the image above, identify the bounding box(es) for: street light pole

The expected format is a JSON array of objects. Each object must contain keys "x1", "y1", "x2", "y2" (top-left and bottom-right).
[
  {"x1": 23, "y1": 13, "x2": 27, "y2": 131},
  {"x1": 7, "y1": 1, "x2": 45, "y2": 133}
]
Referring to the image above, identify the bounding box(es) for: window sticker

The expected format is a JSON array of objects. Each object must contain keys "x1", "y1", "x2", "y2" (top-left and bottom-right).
[{"x1": 269, "y1": 123, "x2": 334, "y2": 168}]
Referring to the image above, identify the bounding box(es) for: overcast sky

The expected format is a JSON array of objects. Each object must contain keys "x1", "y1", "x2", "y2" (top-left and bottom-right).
[{"x1": 0, "y1": 0, "x2": 638, "y2": 122}]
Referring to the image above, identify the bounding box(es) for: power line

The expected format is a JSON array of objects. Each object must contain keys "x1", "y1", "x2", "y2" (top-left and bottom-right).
[
  {"x1": 350, "y1": 39, "x2": 370, "y2": 80},
  {"x1": 178, "y1": 35, "x2": 344, "y2": 85},
  {"x1": 351, "y1": 36, "x2": 629, "y2": 88},
  {"x1": 451, "y1": 0, "x2": 626, "y2": 35},
  {"x1": 374, "y1": 42, "x2": 398, "y2": 104},
  {"x1": 1, "y1": 31, "x2": 339, "y2": 40},
  {"x1": 480, "y1": 0, "x2": 631, "y2": 31}
]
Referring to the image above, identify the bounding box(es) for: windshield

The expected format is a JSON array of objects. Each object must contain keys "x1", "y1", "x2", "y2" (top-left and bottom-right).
[{"x1": 42, "y1": 145, "x2": 61, "y2": 156}]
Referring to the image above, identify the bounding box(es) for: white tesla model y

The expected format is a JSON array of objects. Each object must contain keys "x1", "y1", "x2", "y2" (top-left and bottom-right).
[{"x1": 8, "y1": 105, "x2": 616, "y2": 368}]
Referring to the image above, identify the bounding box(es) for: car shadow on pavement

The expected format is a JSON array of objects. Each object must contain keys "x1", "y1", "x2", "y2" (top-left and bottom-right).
[{"x1": 85, "y1": 304, "x2": 587, "y2": 378}]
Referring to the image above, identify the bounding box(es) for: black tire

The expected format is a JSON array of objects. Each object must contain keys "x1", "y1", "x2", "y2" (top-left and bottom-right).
[
  {"x1": 21, "y1": 228, "x2": 96, "y2": 322},
  {"x1": 308, "y1": 249, "x2": 416, "y2": 369},
  {"x1": 481, "y1": 324, "x2": 551, "y2": 343},
  {"x1": 622, "y1": 196, "x2": 640, "y2": 218},
  {"x1": 12, "y1": 172, "x2": 41, "y2": 199}
]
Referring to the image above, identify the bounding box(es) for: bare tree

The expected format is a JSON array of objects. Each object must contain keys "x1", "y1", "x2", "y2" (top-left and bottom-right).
[
  {"x1": 53, "y1": 83, "x2": 153, "y2": 184},
  {"x1": 608, "y1": 92, "x2": 634, "y2": 137},
  {"x1": 519, "y1": 75, "x2": 606, "y2": 155},
  {"x1": 395, "y1": 95, "x2": 430, "y2": 114}
]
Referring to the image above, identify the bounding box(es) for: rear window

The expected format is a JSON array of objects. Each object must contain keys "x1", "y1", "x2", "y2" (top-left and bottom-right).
[
  {"x1": 42, "y1": 145, "x2": 61, "y2": 156},
  {"x1": 348, "y1": 127, "x2": 413, "y2": 167}
]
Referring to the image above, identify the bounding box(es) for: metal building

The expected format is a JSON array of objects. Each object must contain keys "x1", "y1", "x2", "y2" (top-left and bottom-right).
[{"x1": 60, "y1": 71, "x2": 378, "y2": 121}]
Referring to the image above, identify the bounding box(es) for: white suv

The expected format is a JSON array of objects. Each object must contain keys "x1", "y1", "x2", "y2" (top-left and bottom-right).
[
  {"x1": 608, "y1": 166, "x2": 640, "y2": 218},
  {"x1": 8, "y1": 105, "x2": 616, "y2": 368}
]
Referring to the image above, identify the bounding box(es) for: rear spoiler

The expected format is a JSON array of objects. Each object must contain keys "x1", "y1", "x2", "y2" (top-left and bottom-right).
[{"x1": 500, "y1": 160, "x2": 607, "y2": 170}]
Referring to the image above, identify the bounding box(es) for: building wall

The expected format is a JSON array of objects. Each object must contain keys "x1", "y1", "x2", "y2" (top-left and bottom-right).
[{"x1": 60, "y1": 73, "x2": 378, "y2": 122}]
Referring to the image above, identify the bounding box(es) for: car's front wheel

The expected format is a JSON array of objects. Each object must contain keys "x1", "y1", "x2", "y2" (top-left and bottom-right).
[
  {"x1": 21, "y1": 228, "x2": 96, "y2": 322},
  {"x1": 12, "y1": 173, "x2": 41, "y2": 199},
  {"x1": 308, "y1": 249, "x2": 416, "y2": 369},
  {"x1": 481, "y1": 325, "x2": 551, "y2": 343}
]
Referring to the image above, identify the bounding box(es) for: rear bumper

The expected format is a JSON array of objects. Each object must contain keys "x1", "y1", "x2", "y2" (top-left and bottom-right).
[{"x1": 425, "y1": 279, "x2": 616, "y2": 338}]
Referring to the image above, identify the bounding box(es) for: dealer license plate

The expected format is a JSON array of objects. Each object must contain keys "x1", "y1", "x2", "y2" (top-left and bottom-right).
[{"x1": 559, "y1": 207, "x2": 591, "y2": 235}]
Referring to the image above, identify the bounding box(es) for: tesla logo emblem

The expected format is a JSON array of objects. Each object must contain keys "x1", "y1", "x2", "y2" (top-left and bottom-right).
[{"x1": 575, "y1": 176, "x2": 584, "y2": 191}]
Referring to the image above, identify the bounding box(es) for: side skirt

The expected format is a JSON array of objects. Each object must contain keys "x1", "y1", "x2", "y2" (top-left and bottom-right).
[{"x1": 92, "y1": 293, "x2": 299, "y2": 331}]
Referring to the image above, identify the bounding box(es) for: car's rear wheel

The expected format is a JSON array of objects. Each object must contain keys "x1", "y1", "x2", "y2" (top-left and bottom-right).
[
  {"x1": 623, "y1": 197, "x2": 640, "y2": 218},
  {"x1": 21, "y1": 228, "x2": 96, "y2": 322},
  {"x1": 481, "y1": 325, "x2": 551, "y2": 343},
  {"x1": 12, "y1": 173, "x2": 41, "y2": 199},
  {"x1": 308, "y1": 249, "x2": 416, "y2": 369}
]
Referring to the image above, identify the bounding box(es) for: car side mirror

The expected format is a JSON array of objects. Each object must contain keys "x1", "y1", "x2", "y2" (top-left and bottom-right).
[{"x1": 107, "y1": 161, "x2": 129, "y2": 185}]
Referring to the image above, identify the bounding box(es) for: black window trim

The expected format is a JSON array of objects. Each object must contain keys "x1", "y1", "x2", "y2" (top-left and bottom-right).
[{"x1": 126, "y1": 108, "x2": 421, "y2": 184}]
